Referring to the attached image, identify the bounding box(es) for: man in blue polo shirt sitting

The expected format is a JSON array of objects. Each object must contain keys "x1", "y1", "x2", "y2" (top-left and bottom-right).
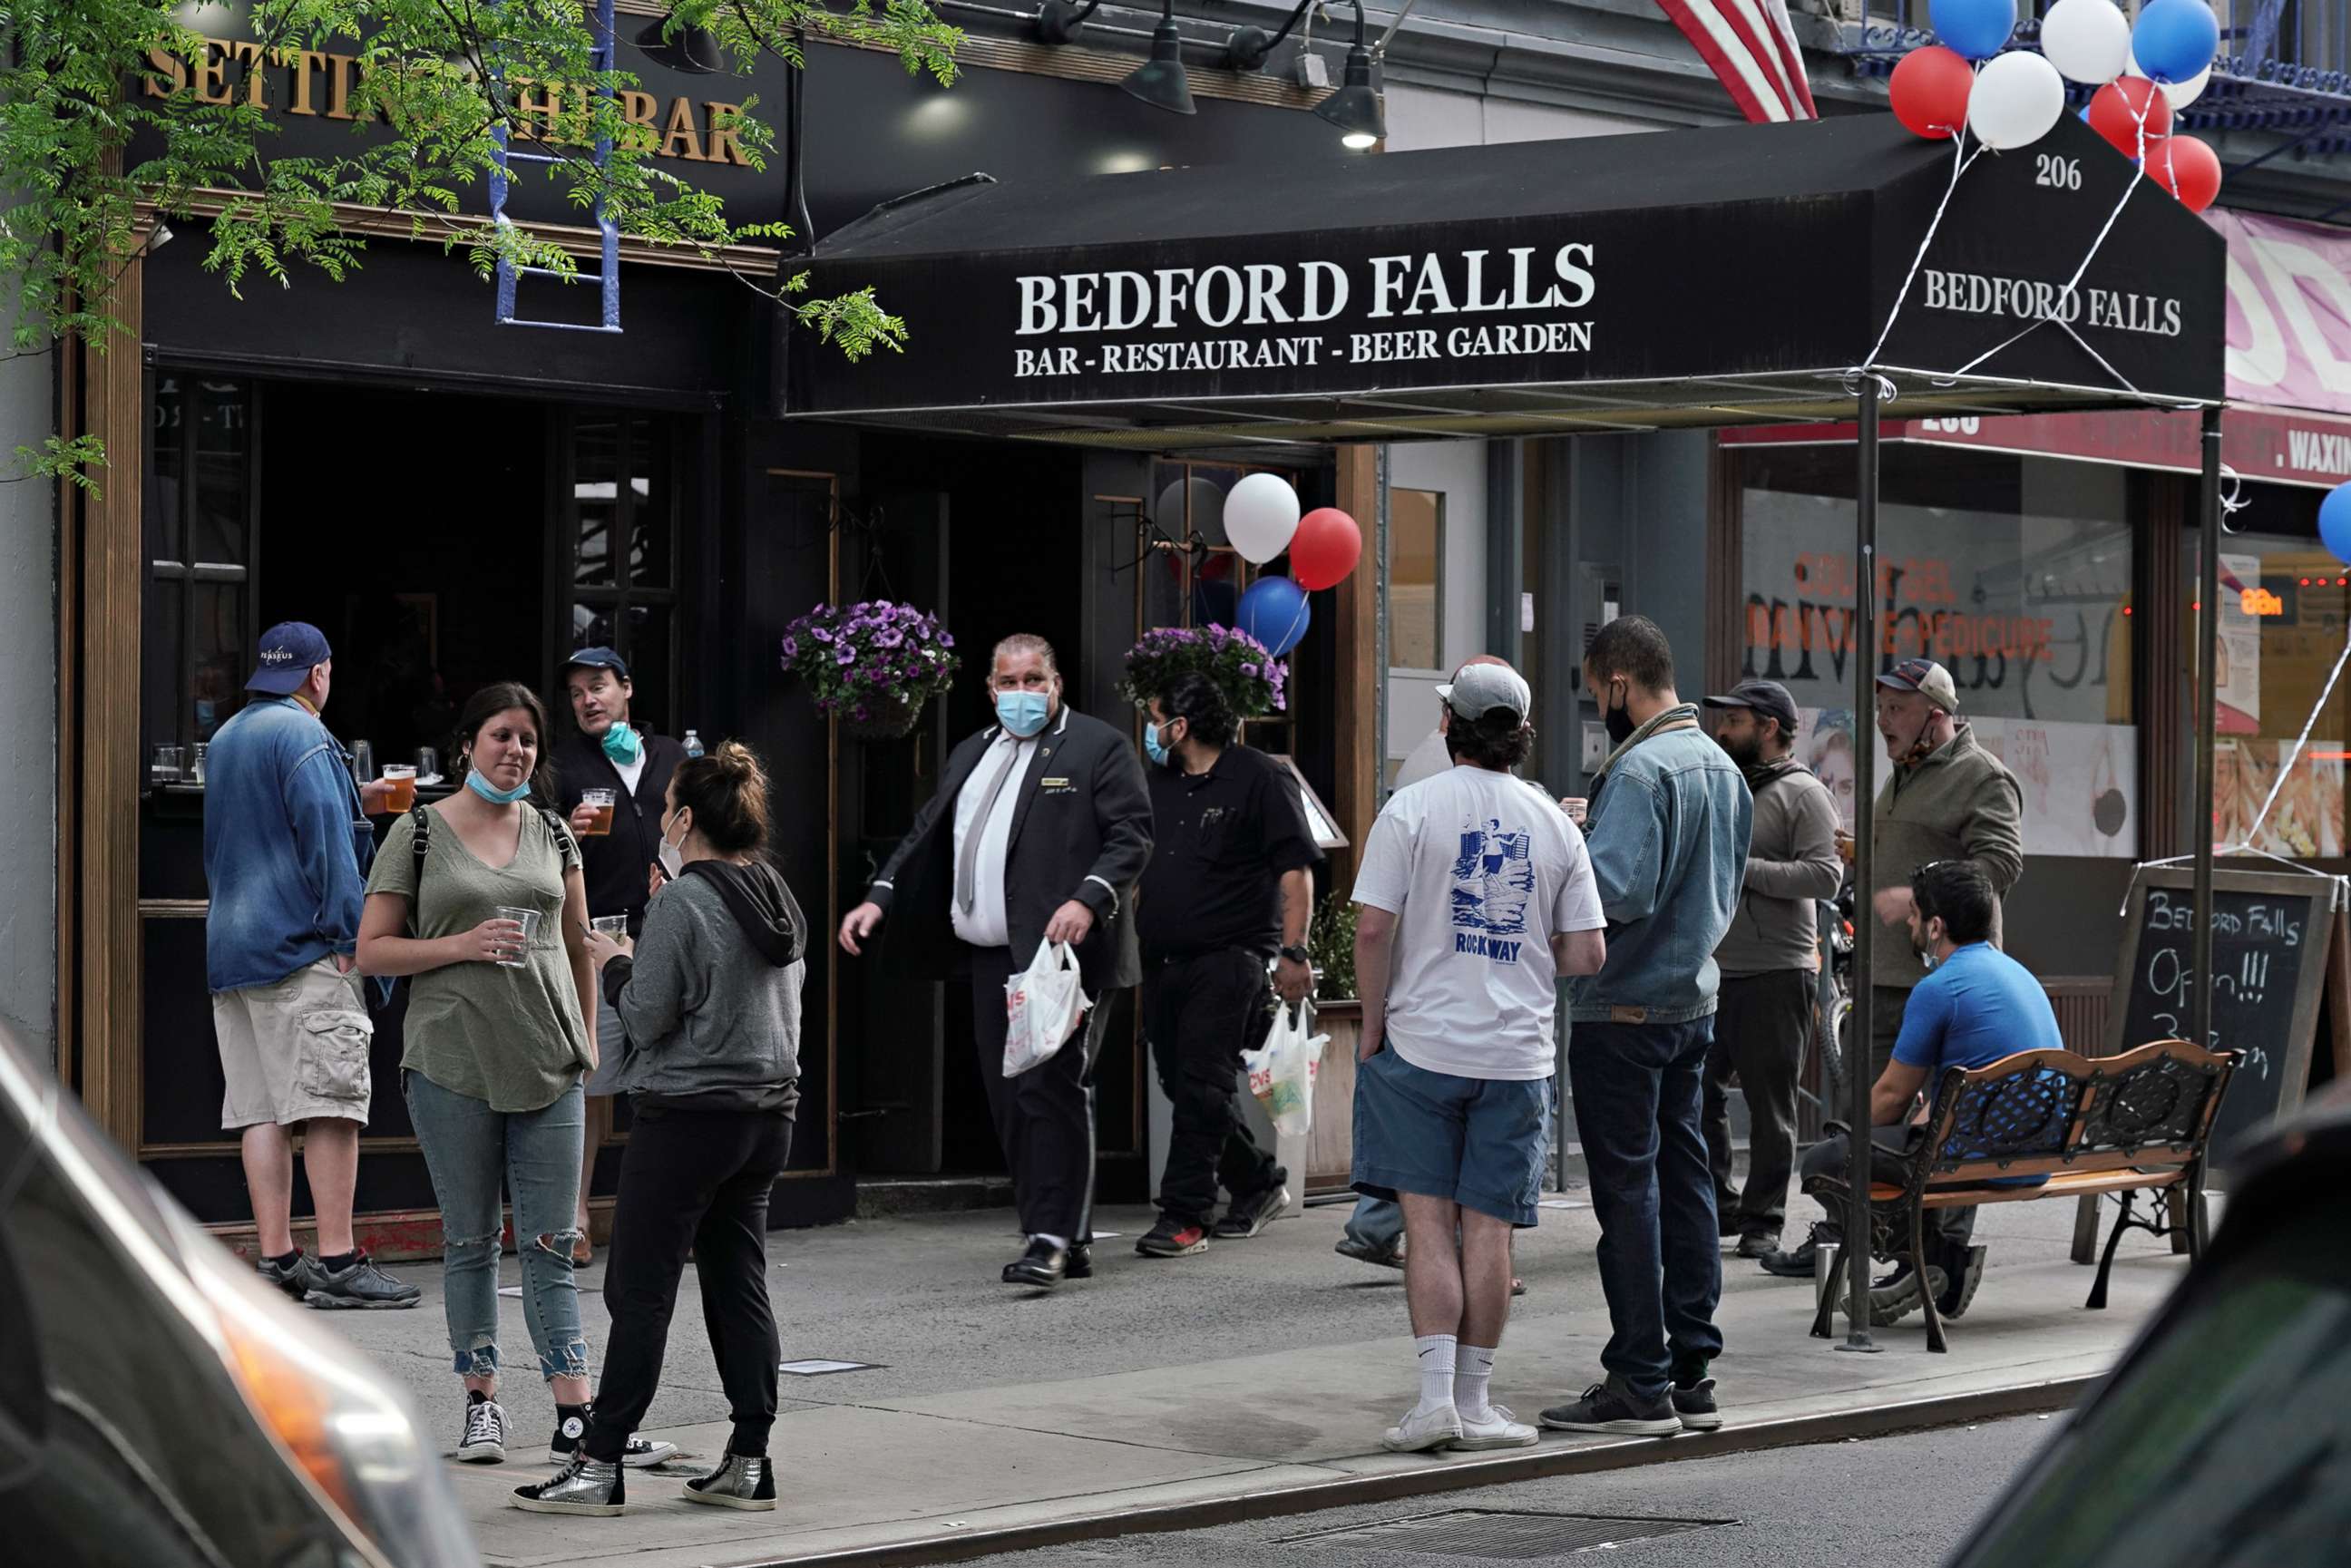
[{"x1": 1785, "y1": 859, "x2": 2062, "y2": 1325}]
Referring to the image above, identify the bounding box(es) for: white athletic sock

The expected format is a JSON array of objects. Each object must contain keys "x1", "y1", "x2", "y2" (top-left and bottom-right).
[
  {"x1": 1413, "y1": 1335, "x2": 1458, "y2": 1415},
  {"x1": 1454, "y1": 1345, "x2": 1497, "y2": 1421}
]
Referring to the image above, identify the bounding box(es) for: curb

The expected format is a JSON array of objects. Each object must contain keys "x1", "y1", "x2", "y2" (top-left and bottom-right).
[{"x1": 727, "y1": 1374, "x2": 2096, "y2": 1567}]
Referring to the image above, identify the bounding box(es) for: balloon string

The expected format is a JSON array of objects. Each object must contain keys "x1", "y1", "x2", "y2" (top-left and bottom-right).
[
  {"x1": 1939, "y1": 88, "x2": 2157, "y2": 388},
  {"x1": 1858, "y1": 126, "x2": 1984, "y2": 372}
]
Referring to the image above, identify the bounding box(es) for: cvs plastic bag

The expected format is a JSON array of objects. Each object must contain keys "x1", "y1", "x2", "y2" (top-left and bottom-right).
[
  {"x1": 1243, "y1": 999, "x2": 1329, "y2": 1138},
  {"x1": 1003, "y1": 939, "x2": 1092, "y2": 1077}
]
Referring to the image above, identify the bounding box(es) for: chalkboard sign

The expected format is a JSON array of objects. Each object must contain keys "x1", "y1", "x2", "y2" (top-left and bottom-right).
[{"x1": 2108, "y1": 868, "x2": 2337, "y2": 1174}]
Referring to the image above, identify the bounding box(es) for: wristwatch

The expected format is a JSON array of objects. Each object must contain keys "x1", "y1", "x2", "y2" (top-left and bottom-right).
[{"x1": 1279, "y1": 944, "x2": 1311, "y2": 965}]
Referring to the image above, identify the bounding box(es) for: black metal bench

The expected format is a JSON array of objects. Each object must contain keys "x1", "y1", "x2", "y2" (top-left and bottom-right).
[{"x1": 1805, "y1": 1037, "x2": 2238, "y2": 1353}]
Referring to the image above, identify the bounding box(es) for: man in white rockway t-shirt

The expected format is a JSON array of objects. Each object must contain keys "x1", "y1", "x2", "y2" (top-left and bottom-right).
[{"x1": 1350, "y1": 660, "x2": 1606, "y2": 1456}]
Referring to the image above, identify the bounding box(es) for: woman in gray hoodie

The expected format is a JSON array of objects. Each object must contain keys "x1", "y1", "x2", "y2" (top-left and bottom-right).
[{"x1": 513, "y1": 740, "x2": 805, "y2": 1519}]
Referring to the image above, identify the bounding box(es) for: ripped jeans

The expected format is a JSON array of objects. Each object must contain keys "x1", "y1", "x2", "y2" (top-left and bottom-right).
[{"x1": 404, "y1": 1070, "x2": 589, "y2": 1383}]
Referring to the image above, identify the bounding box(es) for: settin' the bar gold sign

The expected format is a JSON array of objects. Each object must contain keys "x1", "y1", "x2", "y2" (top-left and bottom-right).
[{"x1": 142, "y1": 35, "x2": 754, "y2": 166}]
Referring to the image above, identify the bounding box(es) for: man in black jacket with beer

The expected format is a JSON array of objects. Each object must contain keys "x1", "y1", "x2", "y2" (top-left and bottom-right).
[
  {"x1": 839, "y1": 634, "x2": 1153, "y2": 1289},
  {"x1": 554, "y1": 647, "x2": 689, "y2": 1262}
]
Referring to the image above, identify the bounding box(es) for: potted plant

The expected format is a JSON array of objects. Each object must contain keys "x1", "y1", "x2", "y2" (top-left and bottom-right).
[
  {"x1": 780, "y1": 600, "x2": 960, "y2": 740},
  {"x1": 1117, "y1": 624, "x2": 1288, "y2": 716}
]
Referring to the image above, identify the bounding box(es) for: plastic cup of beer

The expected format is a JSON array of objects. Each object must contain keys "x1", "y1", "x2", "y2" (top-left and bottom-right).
[
  {"x1": 493, "y1": 906, "x2": 541, "y2": 969},
  {"x1": 380, "y1": 765, "x2": 417, "y2": 812},
  {"x1": 590, "y1": 915, "x2": 629, "y2": 947},
  {"x1": 580, "y1": 788, "x2": 617, "y2": 836}
]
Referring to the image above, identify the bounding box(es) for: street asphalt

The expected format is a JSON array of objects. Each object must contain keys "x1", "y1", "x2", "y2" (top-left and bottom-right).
[{"x1": 951, "y1": 1414, "x2": 2056, "y2": 1568}]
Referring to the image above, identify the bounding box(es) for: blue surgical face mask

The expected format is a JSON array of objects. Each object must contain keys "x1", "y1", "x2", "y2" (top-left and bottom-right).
[
  {"x1": 1144, "y1": 722, "x2": 1170, "y2": 768},
  {"x1": 601, "y1": 720, "x2": 642, "y2": 765},
  {"x1": 464, "y1": 767, "x2": 534, "y2": 805},
  {"x1": 996, "y1": 689, "x2": 1051, "y2": 738}
]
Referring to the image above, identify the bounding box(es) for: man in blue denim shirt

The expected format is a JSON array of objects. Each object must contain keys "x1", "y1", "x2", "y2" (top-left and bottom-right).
[
  {"x1": 1542, "y1": 616, "x2": 1751, "y2": 1439},
  {"x1": 204, "y1": 622, "x2": 416, "y2": 1310}
]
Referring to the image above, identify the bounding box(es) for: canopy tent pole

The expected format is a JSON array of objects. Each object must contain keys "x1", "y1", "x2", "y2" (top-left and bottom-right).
[
  {"x1": 2192, "y1": 405, "x2": 2222, "y2": 1048},
  {"x1": 1840, "y1": 376, "x2": 1883, "y2": 1353}
]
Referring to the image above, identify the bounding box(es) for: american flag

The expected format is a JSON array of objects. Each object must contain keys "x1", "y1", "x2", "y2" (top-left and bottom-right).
[{"x1": 1654, "y1": 0, "x2": 1819, "y2": 122}]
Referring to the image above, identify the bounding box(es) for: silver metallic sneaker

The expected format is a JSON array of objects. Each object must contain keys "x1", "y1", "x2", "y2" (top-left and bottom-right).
[
  {"x1": 511, "y1": 1456, "x2": 625, "y2": 1515},
  {"x1": 456, "y1": 1396, "x2": 509, "y2": 1464},
  {"x1": 682, "y1": 1451, "x2": 776, "y2": 1511}
]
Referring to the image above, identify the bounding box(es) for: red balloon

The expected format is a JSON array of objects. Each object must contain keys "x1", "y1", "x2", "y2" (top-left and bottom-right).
[
  {"x1": 1888, "y1": 46, "x2": 1974, "y2": 141},
  {"x1": 1290, "y1": 508, "x2": 1362, "y2": 591},
  {"x1": 2087, "y1": 76, "x2": 2172, "y2": 156},
  {"x1": 2153, "y1": 134, "x2": 2221, "y2": 213}
]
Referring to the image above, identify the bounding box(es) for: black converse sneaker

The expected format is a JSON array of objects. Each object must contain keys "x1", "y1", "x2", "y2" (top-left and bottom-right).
[
  {"x1": 512, "y1": 1456, "x2": 625, "y2": 1515},
  {"x1": 549, "y1": 1407, "x2": 678, "y2": 1468},
  {"x1": 456, "y1": 1392, "x2": 509, "y2": 1463},
  {"x1": 682, "y1": 1452, "x2": 777, "y2": 1511}
]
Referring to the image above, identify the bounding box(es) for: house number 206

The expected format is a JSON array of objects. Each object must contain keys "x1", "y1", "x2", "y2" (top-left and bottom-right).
[{"x1": 2034, "y1": 154, "x2": 2082, "y2": 190}]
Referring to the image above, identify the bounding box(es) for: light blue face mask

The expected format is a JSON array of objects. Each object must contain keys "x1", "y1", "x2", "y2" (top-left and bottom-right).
[
  {"x1": 600, "y1": 720, "x2": 642, "y2": 765},
  {"x1": 996, "y1": 689, "x2": 1051, "y2": 738},
  {"x1": 464, "y1": 768, "x2": 534, "y2": 805},
  {"x1": 1144, "y1": 722, "x2": 1170, "y2": 768}
]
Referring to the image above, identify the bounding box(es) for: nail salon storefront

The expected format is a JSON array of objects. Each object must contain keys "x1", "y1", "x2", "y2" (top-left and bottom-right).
[{"x1": 62, "y1": 9, "x2": 1360, "y2": 1251}]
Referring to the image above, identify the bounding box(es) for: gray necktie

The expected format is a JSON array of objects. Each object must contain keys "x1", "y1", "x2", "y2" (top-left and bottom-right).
[{"x1": 956, "y1": 742, "x2": 1023, "y2": 914}]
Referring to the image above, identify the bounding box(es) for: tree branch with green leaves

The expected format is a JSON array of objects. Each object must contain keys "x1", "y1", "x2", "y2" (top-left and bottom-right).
[{"x1": 0, "y1": 0, "x2": 961, "y2": 484}]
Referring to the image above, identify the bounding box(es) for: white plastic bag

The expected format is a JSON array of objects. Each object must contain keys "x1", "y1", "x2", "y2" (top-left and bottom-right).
[
  {"x1": 1002, "y1": 939, "x2": 1091, "y2": 1076},
  {"x1": 1244, "y1": 999, "x2": 1329, "y2": 1138}
]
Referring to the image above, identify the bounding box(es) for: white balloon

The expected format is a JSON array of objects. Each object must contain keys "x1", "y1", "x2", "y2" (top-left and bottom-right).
[
  {"x1": 1968, "y1": 51, "x2": 2067, "y2": 151},
  {"x1": 2161, "y1": 63, "x2": 2210, "y2": 107},
  {"x1": 1225, "y1": 472, "x2": 1301, "y2": 565},
  {"x1": 2040, "y1": 0, "x2": 2131, "y2": 84}
]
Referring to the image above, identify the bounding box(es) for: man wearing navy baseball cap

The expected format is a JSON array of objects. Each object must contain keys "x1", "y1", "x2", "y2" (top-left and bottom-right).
[
  {"x1": 1698, "y1": 679, "x2": 1843, "y2": 1263},
  {"x1": 553, "y1": 646, "x2": 691, "y2": 1263},
  {"x1": 203, "y1": 621, "x2": 419, "y2": 1310}
]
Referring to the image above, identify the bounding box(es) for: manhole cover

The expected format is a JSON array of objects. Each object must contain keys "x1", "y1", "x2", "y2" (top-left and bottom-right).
[{"x1": 1279, "y1": 1509, "x2": 1736, "y2": 1557}]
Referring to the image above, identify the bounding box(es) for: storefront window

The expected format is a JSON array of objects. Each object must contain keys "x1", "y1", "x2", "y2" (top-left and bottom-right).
[
  {"x1": 2202, "y1": 484, "x2": 2348, "y2": 858},
  {"x1": 1737, "y1": 446, "x2": 2137, "y2": 857},
  {"x1": 561, "y1": 410, "x2": 681, "y2": 729},
  {"x1": 1142, "y1": 459, "x2": 1307, "y2": 755},
  {"x1": 1390, "y1": 487, "x2": 1444, "y2": 672},
  {"x1": 142, "y1": 375, "x2": 254, "y2": 776}
]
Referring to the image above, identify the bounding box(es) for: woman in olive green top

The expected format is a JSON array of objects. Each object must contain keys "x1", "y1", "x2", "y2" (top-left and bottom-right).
[{"x1": 356, "y1": 682, "x2": 672, "y2": 1472}]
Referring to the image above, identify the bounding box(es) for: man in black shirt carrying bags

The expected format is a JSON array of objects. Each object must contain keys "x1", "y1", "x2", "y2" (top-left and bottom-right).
[{"x1": 1135, "y1": 673, "x2": 1322, "y2": 1259}]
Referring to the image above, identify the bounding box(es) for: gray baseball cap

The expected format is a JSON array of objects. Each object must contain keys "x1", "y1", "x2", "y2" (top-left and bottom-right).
[{"x1": 1438, "y1": 663, "x2": 1533, "y2": 722}]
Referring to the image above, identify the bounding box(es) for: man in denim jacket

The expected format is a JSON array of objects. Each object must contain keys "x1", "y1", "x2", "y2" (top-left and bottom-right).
[
  {"x1": 204, "y1": 622, "x2": 417, "y2": 1310},
  {"x1": 1541, "y1": 616, "x2": 1751, "y2": 1439}
]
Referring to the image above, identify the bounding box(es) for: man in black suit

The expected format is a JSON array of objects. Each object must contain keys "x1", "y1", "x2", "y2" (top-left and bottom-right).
[{"x1": 839, "y1": 633, "x2": 1154, "y2": 1288}]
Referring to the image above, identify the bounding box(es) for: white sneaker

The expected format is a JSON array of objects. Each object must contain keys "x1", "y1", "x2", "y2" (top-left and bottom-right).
[
  {"x1": 1380, "y1": 1402, "x2": 1463, "y2": 1453},
  {"x1": 1450, "y1": 1403, "x2": 1539, "y2": 1451}
]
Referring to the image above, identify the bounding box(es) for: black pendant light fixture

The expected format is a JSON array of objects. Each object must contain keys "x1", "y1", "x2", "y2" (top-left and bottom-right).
[
  {"x1": 1121, "y1": 0, "x2": 1196, "y2": 115},
  {"x1": 635, "y1": 11, "x2": 722, "y2": 74},
  {"x1": 1314, "y1": 0, "x2": 1384, "y2": 149}
]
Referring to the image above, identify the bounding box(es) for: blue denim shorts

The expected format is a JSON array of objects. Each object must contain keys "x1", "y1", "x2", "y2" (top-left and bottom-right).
[{"x1": 1351, "y1": 1047, "x2": 1550, "y2": 1227}]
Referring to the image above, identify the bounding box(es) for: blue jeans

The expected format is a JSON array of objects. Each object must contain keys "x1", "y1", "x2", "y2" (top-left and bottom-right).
[
  {"x1": 404, "y1": 1070, "x2": 589, "y2": 1382},
  {"x1": 1567, "y1": 1017, "x2": 1724, "y2": 1401},
  {"x1": 1345, "y1": 1195, "x2": 1402, "y2": 1250}
]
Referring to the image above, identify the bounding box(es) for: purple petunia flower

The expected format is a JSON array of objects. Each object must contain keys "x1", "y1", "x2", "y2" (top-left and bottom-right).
[
  {"x1": 782, "y1": 636, "x2": 799, "y2": 660},
  {"x1": 854, "y1": 705, "x2": 871, "y2": 721},
  {"x1": 835, "y1": 644, "x2": 856, "y2": 666},
  {"x1": 940, "y1": 633, "x2": 955, "y2": 648}
]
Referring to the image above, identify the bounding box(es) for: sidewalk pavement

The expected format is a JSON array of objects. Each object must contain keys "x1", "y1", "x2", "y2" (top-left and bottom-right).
[{"x1": 324, "y1": 1190, "x2": 2182, "y2": 1568}]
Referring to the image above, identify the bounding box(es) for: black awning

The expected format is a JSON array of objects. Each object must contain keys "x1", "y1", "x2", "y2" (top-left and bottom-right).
[{"x1": 789, "y1": 114, "x2": 2224, "y2": 453}]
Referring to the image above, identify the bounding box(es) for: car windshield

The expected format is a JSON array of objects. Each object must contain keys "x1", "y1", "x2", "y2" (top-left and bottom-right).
[{"x1": 1957, "y1": 1195, "x2": 2351, "y2": 1568}]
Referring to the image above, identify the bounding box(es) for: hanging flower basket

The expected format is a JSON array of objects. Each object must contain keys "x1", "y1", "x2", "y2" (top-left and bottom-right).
[
  {"x1": 781, "y1": 600, "x2": 960, "y2": 738},
  {"x1": 1118, "y1": 624, "x2": 1287, "y2": 718}
]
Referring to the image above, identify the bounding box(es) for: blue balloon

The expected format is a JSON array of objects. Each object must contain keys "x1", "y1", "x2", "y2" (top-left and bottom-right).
[
  {"x1": 2322, "y1": 482, "x2": 2351, "y2": 567},
  {"x1": 1237, "y1": 574, "x2": 1312, "y2": 657},
  {"x1": 1929, "y1": 0, "x2": 2015, "y2": 60},
  {"x1": 2132, "y1": 0, "x2": 2219, "y2": 83}
]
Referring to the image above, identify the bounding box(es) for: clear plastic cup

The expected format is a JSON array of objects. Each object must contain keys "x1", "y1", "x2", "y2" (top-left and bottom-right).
[
  {"x1": 379, "y1": 765, "x2": 417, "y2": 812},
  {"x1": 580, "y1": 788, "x2": 617, "y2": 836},
  {"x1": 590, "y1": 915, "x2": 629, "y2": 938},
  {"x1": 494, "y1": 906, "x2": 541, "y2": 969}
]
